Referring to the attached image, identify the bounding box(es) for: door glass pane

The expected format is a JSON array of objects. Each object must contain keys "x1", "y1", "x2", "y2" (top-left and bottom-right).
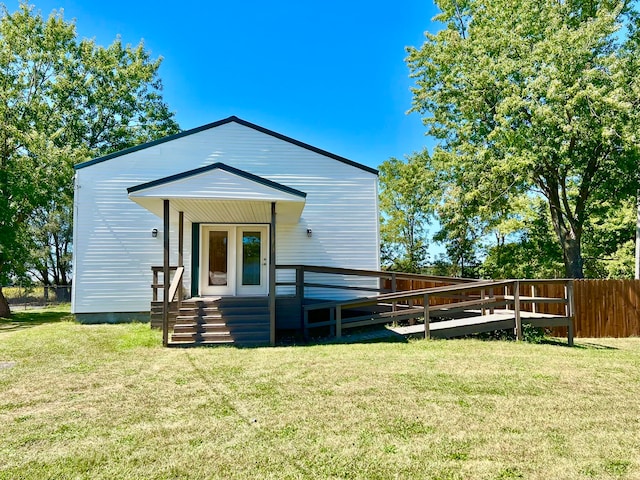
[
  {"x1": 208, "y1": 231, "x2": 228, "y2": 286},
  {"x1": 242, "y1": 231, "x2": 261, "y2": 286}
]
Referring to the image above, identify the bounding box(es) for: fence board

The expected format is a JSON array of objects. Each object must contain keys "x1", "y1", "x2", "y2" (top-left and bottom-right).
[{"x1": 546, "y1": 279, "x2": 640, "y2": 338}]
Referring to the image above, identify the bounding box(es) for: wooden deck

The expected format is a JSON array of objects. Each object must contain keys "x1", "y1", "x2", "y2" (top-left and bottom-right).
[{"x1": 151, "y1": 264, "x2": 575, "y2": 347}]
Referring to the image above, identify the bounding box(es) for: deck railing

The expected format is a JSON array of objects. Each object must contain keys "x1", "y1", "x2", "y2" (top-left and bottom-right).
[
  {"x1": 151, "y1": 266, "x2": 184, "y2": 304},
  {"x1": 273, "y1": 264, "x2": 482, "y2": 335},
  {"x1": 151, "y1": 265, "x2": 185, "y2": 347},
  {"x1": 301, "y1": 277, "x2": 574, "y2": 345},
  {"x1": 274, "y1": 264, "x2": 478, "y2": 296}
]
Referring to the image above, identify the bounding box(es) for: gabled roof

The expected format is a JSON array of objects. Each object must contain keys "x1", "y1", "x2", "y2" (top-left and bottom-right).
[
  {"x1": 75, "y1": 115, "x2": 378, "y2": 175},
  {"x1": 127, "y1": 163, "x2": 307, "y2": 224},
  {"x1": 127, "y1": 162, "x2": 307, "y2": 198}
]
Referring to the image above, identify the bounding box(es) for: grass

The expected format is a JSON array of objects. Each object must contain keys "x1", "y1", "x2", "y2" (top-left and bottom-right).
[{"x1": 1, "y1": 307, "x2": 640, "y2": 479}]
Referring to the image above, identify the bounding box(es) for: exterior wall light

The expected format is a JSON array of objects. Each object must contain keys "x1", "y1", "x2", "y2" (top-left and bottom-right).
[
  {"x1": 306, "y1": 228, "x2": 312, "y2": 238},
  {"x1": 152, "y1": 228, "x2": 158, "y2": 238}
]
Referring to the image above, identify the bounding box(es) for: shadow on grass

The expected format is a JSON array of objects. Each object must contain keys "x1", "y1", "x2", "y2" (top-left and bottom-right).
[
  {"x1": 288, "y1": 326, "x2": 409, "y2": 347},
  {"x1": 0, "y1": 307, "x2": 73, "y2": 334},
  {"x1": 540, "y1": 338, "x2": 618, "y2": 350}
]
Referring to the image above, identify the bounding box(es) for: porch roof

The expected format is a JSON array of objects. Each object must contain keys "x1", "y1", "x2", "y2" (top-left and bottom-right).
[{"x1": 127, "y1": 162, "x2": 306, "y2": 223}]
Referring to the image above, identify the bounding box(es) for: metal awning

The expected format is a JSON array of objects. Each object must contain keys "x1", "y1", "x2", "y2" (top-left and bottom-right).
[{"x1": 127, "y1": 162, "x2": 306, "y2": 223}]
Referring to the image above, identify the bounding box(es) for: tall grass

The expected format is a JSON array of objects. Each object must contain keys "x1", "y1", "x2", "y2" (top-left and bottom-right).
[
  {"x1": 2, "y1": 285, "x2": 71, "y2": 305},
  {"x1": 1, "y1": 309, "x2": 639, "y2": 479}
]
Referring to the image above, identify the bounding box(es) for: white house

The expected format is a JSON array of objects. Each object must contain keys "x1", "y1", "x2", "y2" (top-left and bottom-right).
[{"x1": 71, "y1": 116, "x2": 380, "y2": 345}]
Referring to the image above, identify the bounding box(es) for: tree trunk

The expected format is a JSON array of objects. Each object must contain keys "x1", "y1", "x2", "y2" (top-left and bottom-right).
[
  {"x1": 546, "y1": 192, "x2": 585, "y2": 278},
  {"x1": 563, "y1": 237, "x2": 584, "y2": 279},
  {"x1": 0, "y1": 286, "x2": 10, "y2": 318}
]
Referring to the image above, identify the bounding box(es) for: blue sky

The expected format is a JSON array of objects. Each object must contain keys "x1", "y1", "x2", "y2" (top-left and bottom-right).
[{"x1": 7, "y1": 0, "x2": 440, "y2": 170}]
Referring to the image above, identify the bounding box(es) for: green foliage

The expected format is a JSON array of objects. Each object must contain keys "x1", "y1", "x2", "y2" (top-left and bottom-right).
[
  {"x1": 582, "y1": 199, "x2": 636, "y2": 278},
  {"x1": 407, "y1": 0, "x2": 640, "y2": 278},
  {"x1": 0, "y1": 3, "x2": 180, "y2": 313},
  {"x1": 481, "y1": 198, "x2": 565, "y2": 279},
  {"x1": 379, "y1": 152, "x2": 435, "y2": 272}
]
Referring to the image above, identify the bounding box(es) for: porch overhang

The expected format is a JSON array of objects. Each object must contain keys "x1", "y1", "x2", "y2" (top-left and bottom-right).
[{"x1": 127, "y1": 162, "x2": 306, "y2": 223}]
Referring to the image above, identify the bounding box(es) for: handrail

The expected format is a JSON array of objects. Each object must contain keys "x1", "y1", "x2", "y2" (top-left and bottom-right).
[
  {"x1": 151, "y1": 265, "x2": 182, "y2": 303},
  {"x1": 276, "y1": 264, "x2": 480, "y2": 284},
  {"x1": 168, "y1": 266, "x2": 184, "y2": 303},
  {"x1": 274, "y1": 264, "x2": 481, "y2": 302},
  {"x1": 304, "y1": 279, "x2": 508, "y2": 311}
]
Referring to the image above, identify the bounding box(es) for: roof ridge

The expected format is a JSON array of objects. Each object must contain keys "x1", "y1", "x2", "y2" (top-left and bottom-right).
[{"x1": 75, "y1": 116, "x2": 378, "y2": 175}]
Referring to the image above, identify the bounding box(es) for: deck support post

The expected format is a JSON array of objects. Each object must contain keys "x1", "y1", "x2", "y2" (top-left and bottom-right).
[
  {"x1": 303, "y1": 307, "x2": 309, "y2": 341},
  {"x1": 336, "y1": 305, "x2": 342, "y2": 338},
  {"x1": 178, "y1": 211, "x2": 184, "y2": 309},
  {"x1": 423, "y1": 293, "x2": 430, "y2": 339},
  {"x1": 296, "y1": 265, "x2": 305, "y2": 333},
  {"x1": 566, "y1": 280, "x2": 575, "y2": 347},
  {"x1": 489, "y1": 287, "x2": 494, "y2": 314},
  {"x1": 531, "y1": 285, "x2": 537, "y2": 313},
  {"x1": 513, "y1": 280, "x2": 522, "y2": 341},
  {"x1": 269, "y1": 202, "x2": 276, "y2": 346},
  {"x1": 391, "y1": 273, "x2": 397, "y2": 312},
  {"x1": 162, "y1": 199, "x2": 170, "y2": 347}
]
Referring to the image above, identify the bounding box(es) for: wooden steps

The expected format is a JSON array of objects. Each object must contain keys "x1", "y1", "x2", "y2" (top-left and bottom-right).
[{"x1": 163, "y1": 296, "x2": 270, "y2": 347}]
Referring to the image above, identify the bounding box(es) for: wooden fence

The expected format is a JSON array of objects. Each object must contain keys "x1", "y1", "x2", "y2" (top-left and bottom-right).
[
  {"x1": 526, "y1": 279, "x2": 640, "y2": 338},
  {"x1": 386, "y1": 278, "x2": 640, "y2": 338},
  {"x1": 570, "y1": 279, "x2": 640, "y2": 338}
]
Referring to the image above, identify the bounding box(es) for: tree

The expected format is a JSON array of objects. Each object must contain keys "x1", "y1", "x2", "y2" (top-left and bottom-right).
[
  {"x1": 481, "y1": 198, "x2": 565, "y2": 279},
  {"x1": 407, "y1": 0, "x2": 640, "y2": 278},
  {"x1": 28, "y1": 200, "x2": 73, "y2": 286},
  {"x1": 581, "y1": 199, "x2": 636, "y2": 278},
  {"x1": 0, "y1": 3, "x2": 180, "y2": 317},
  {"x1": 379, "y1": 152, "x2": 435, "y2": 272}
]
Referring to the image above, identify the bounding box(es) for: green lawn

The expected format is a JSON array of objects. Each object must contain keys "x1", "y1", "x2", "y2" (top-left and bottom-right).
[{"x1": 1, "y1": 307, "x2": 639, "y2": 479}]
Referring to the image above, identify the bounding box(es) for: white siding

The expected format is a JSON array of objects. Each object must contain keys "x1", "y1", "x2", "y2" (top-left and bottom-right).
[{"x1": 72, "y1": 121, "x2": 379, "y2": 313}]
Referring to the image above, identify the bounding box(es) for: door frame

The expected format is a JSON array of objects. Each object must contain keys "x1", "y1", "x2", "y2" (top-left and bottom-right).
[{"x1": 199, "y1": 224, "x2": 269, "y2": 297}]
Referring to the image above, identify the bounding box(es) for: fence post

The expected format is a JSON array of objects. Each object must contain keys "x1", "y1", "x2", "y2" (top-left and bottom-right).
[
  {"x1": 423, "y1": 293, "x2": 430, "y2": 340},
  {"x1": 514, "y1": 280, "x2": 522, "y2": 341}
]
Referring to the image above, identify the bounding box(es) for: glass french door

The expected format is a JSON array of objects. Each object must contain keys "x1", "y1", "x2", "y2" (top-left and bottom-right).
[
  {"x1": 200, "y1": 225, "x2": 268, "y2": 296},
  {"x1": 236, "y1": 227, "x2": 268, "y2": 295}
]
